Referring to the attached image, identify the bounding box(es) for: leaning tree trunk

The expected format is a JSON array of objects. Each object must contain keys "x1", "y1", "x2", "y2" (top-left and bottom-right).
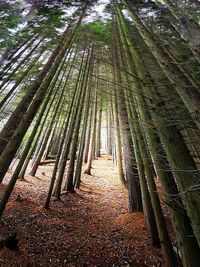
[
  {"x1": 0, "y1": 50, "x2": 44, "y2": 110},
  {"x1": 112, "y1": 33, "x2": 142, "y2": 212},
  {"x1": 53, "y1": 48, "x2": 87, "y2": 199},
  {"x1": 29, "y1": 49, "x2": 73, "y2": 176},
  {"x1": 64, "y1": 44, "x2": 93, "y2": 192},
  {"x1": 115, "y1": 12, "x2": 178, "y2": 266},
  {"x1": 0, "y1": 7, "x2": 87, "y2": 183},
  {"x1": 116, "y1": 9, "x2": 200, "y2": 264},
  {"x1": 44, "y1": 58, "x2": 80, "y2": 208},
  {"x1": 119, "y1": 40, "x2": 160, "y2": 247},
  {"x1": 119, "y1": 0, "x2": 200, "y2": 130}
]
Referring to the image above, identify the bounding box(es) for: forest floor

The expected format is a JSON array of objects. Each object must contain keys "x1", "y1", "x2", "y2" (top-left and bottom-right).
[{"x1": 0, "y1": 155, "x2": 163, "y2": 267}]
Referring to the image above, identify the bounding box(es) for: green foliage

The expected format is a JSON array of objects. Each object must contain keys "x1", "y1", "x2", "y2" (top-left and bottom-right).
[
  {"x1": 89, "y1": 21, "x2": 111, "y2": 42},
  {"x1": 76, "y1": 21, "x2": 112, "y2": 45},
  {"x1": 0, "y1": 1, "x2": 23, "y2": 47},
  {"x1": 36, "y1": 3, "x2": 67, "y2": 29}
]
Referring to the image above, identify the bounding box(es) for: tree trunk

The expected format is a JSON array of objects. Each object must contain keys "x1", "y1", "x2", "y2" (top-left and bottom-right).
[
  {"x1": 116, "y1": 8, "x2": 200, "y2": 264},
  {"x1": 120, "y1": 0, "x2": 200, "y2": 130},
  {"x1": 0, "y1": 12, "x2": 86, "y2": 183},
  {"x1": 44, "y1": 56, "x2": 80, "y2": 208},
  {"x1": 96, "y1": 97, "x2": 102, "y2": 157},
  {"x1": 83, "y1": 105, "x2": 93, "y2": 164},
  {"x1": 53, "y1": 47, "x2": 87, "y2": 199},
  {"x1": 111, "y1": 74, "x2": 125, "y2": 185},
  {"x1": 112, "y1": 31, "x2": 142, "y2": 212},
  {"x1": 64, "y1": 44, "x2": 93, "y2": 192},
  {"x1": 84, "y1": 83, "x2": 98, "y2": 175}
]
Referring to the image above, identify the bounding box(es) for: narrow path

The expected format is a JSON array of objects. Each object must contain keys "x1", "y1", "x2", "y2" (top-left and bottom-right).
[{"x1": 0, "y1": 156, "x2": 163, "y2": 266}]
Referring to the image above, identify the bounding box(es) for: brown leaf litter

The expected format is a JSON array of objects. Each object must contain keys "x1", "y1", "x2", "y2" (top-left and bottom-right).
[{"x1": 0, "y1": 156, "x2": 163, "y2": 266}]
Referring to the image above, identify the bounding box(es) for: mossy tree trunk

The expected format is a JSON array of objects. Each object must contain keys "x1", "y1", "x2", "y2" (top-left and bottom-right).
[{"x1": 116, "y1": 4, "x2": 200, "y2": 265}]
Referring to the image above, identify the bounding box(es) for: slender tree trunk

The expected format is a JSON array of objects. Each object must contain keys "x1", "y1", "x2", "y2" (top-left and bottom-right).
[
  {"x1": 29, "y1": 48, "x2": 74, "y2": 176},
  {"x1": 84, "y1": 82, "x2": 98, "y2": 175},
  {"x1": 74, "y1": 72, "x2": 93, "y2": 188},
  {"x1": 0, "y1": 12, "x2": 86, "y2": 183},
  {"x1": 0, "y1": 50, "x2": 44, "y2": 110},
  {"x1": 0, "y1": 33, "x2": 39, "y2": 80},
  {"x1": 119, "y1": 1, "x2": 200, "y2": 130},
  {"x1": 96, "y1": 97, "x2": 102, "y2": 157},
  {"x1": 64, "y1": 44, "x2": 94, "y2": 192},
  {"x1": 115, "y1": 13, "x2": 177, "y2": 265},
  {"x1": 0, "y1": 73, "x2": 58, "y2": 217},
  {"x1": 112, "y1": 33, "x2": 142, "y2": 212},
  {"x1": 44, "y1": 62, "x2": 80, "y2": 208},
  {"x1": 0, "y1": 38, "x2": 44, "y2": 92},
  {"x1": 0, "y1": 32, "x2": 37, "y2": 68},
  {"x1": 18, "y1": 84, "x2": 58, "y2": 180},
  {"x1": 116, "y1": 9, "x2": 200, "y2": 264},
  {"x1": 83, "y1": 105, "x2": 93, "y2": 164},
  {"x1": 111, "y1": 74, "x2": 125, "y2": 185},
  {"x1": 156, "y1": 0, "x2": 200, "y2": 62},
  {"x1": 106, "y1": 110, "x2": 113, "y2": 155},
  {"x1": 0, "y1": 28, "x2": 69, "y2": 157},
  {"x1": 53, "y1": 47, "x2": 87, "y2": 199}
]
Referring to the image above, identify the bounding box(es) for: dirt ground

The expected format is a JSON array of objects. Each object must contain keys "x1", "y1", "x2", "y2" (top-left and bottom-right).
[{"x1": 0, "y1": 156, "x2": 163, "y2": 267}]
